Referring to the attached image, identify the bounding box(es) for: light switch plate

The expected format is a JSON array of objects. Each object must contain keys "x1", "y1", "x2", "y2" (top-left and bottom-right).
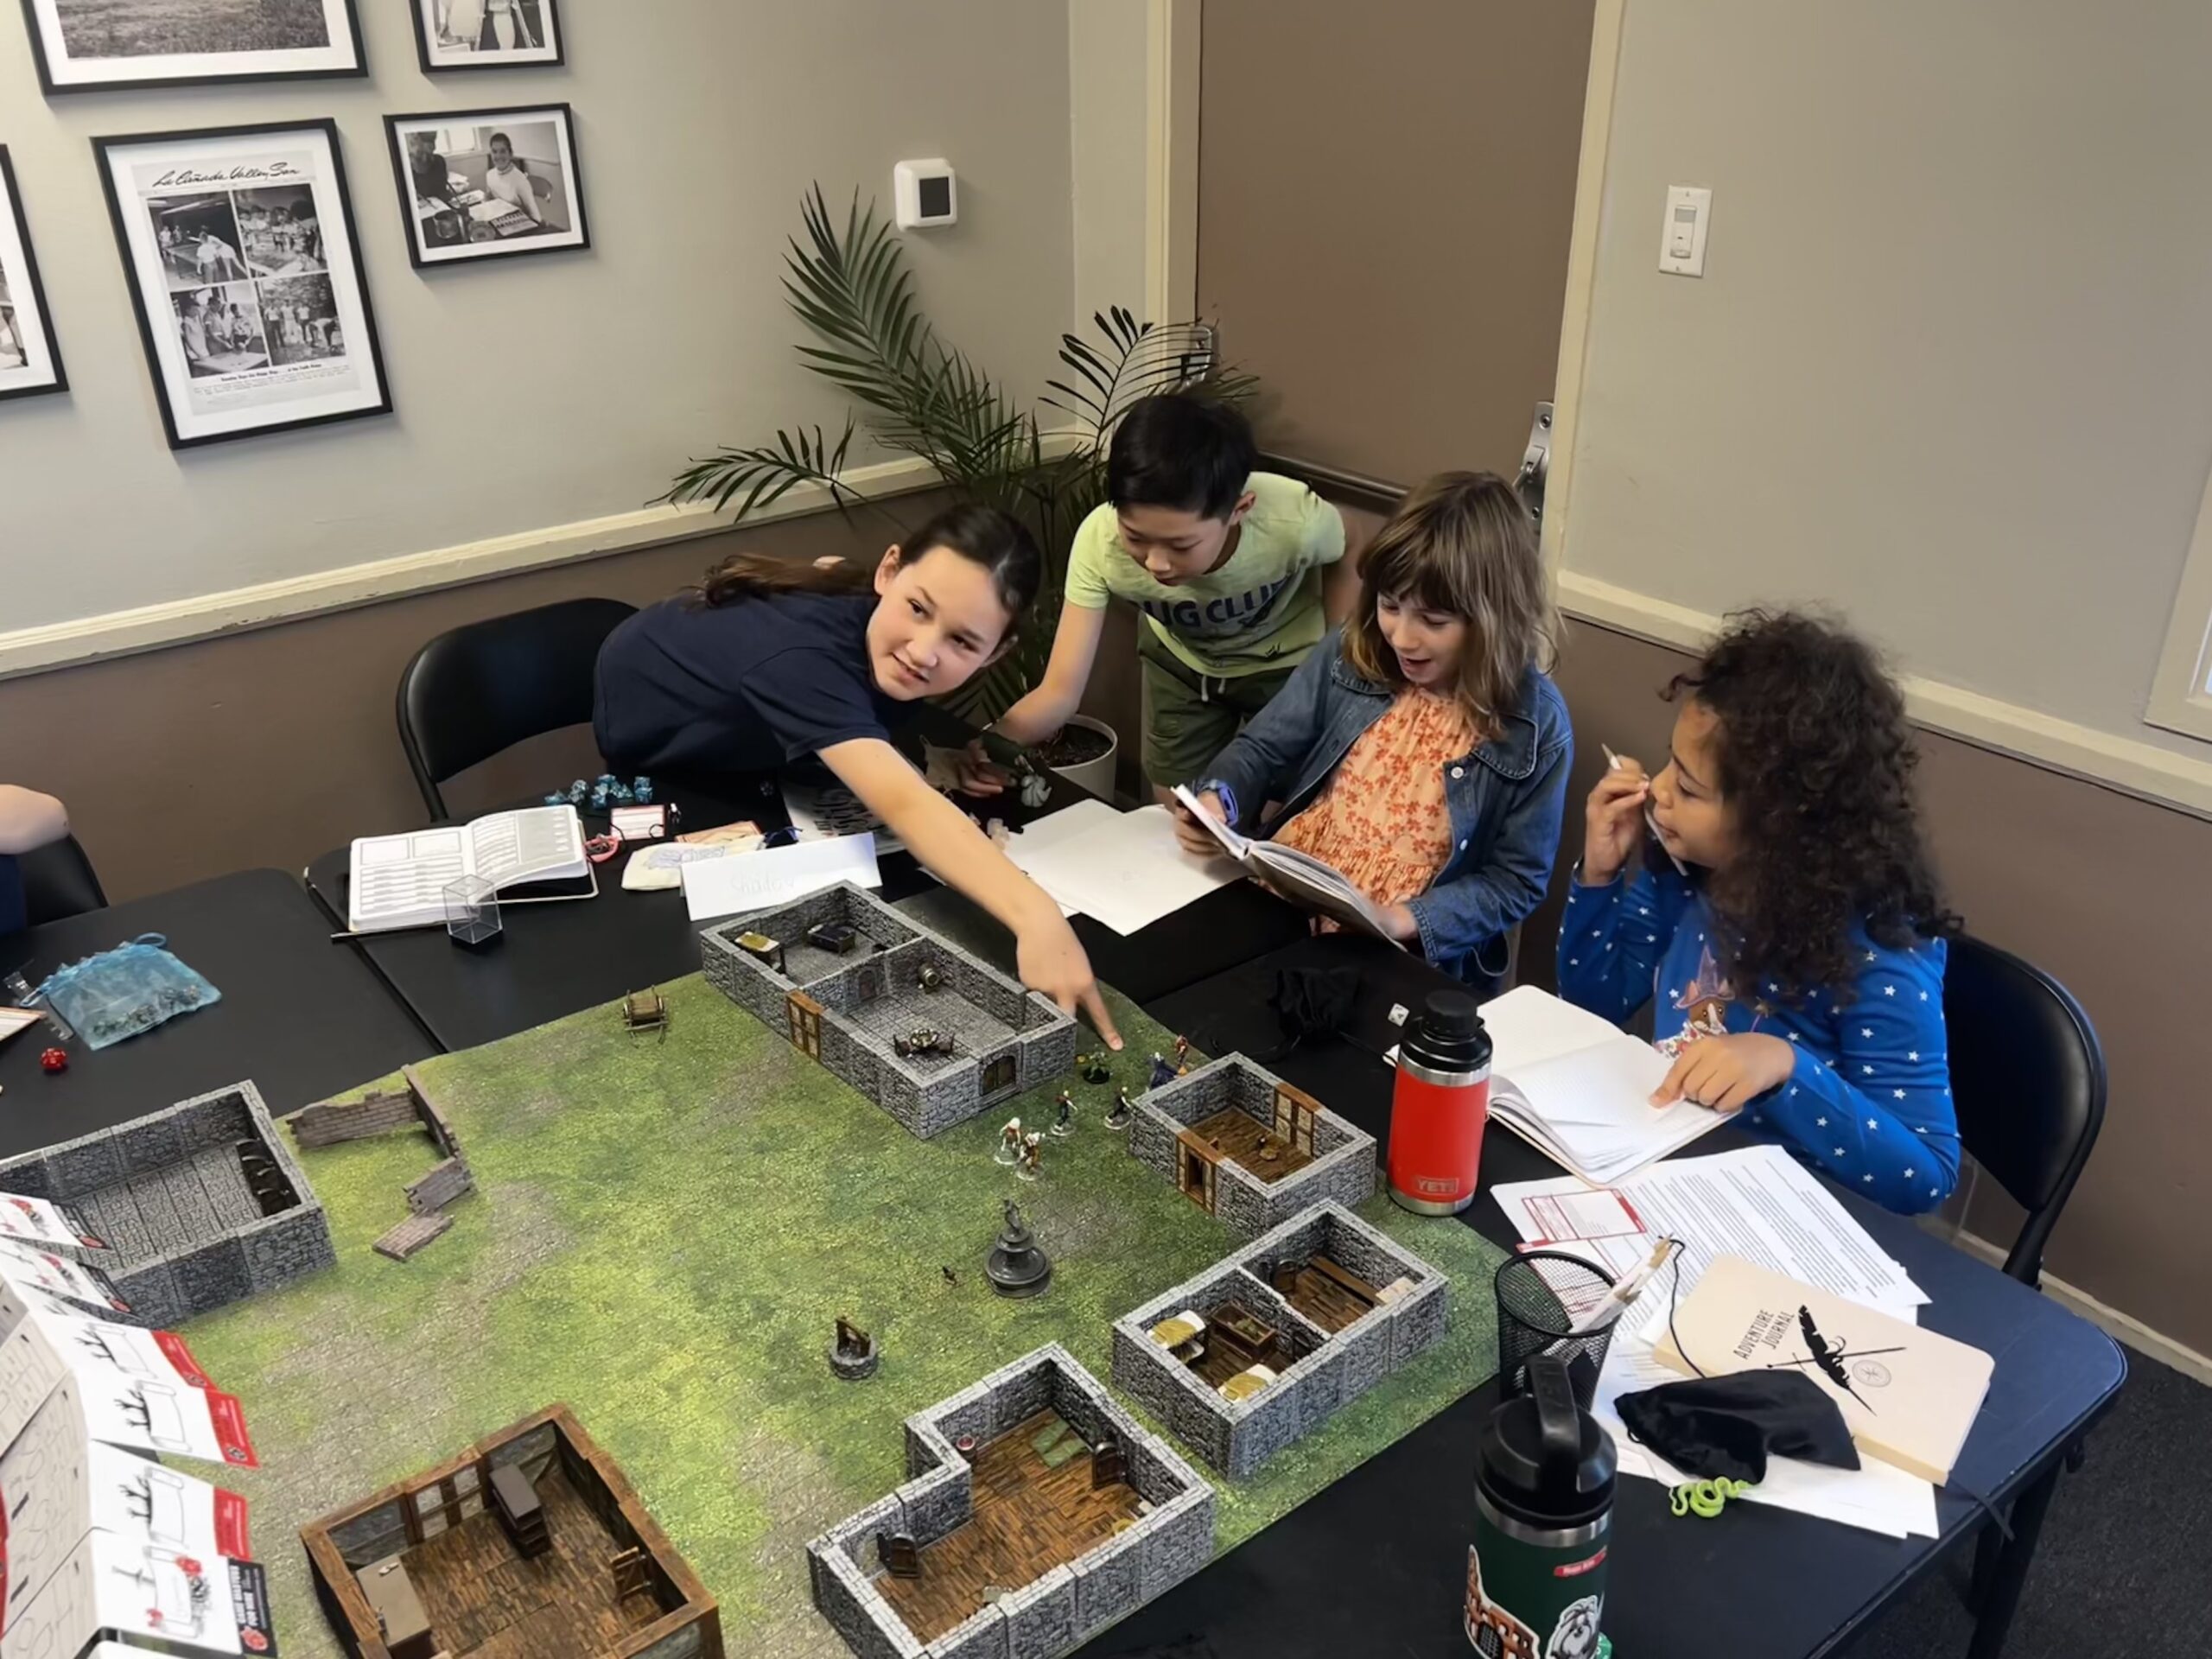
[{"x1": 1658, "y1": 184, "x2": 1712, "y2": 276}]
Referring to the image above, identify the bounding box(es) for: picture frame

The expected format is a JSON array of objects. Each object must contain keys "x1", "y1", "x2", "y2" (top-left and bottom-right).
[
  {"x1": 410, "y1": 0, "x2": 561, "y2": 72},
  {"x1": 0, "y1": 147, "x2": 67, "y2": 402},
  {"x1": 18, "y1": 0, "x2": 365, "y2": 95},
  {"x1": 384, "y1": 104, "x2": 589, "y2": 270},
  {"x1": 93, "y1": 118, "x2": 392, "y2": 449}
]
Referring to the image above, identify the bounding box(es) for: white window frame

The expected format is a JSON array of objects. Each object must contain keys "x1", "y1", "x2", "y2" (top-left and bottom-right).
[{"x1": 2145, "y1": 460, "x2": 2212, "y2": 744}]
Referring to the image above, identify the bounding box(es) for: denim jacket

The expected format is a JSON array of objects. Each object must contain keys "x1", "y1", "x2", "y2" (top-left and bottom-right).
[{"x1": 1195, "y1": 630, "x2": 1573, "y2": 983}]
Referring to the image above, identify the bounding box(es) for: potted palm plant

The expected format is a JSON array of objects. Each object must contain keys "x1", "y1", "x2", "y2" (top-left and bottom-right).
[{"x1": 665, "y1": 188, "x2": 1253, "y2": 789}]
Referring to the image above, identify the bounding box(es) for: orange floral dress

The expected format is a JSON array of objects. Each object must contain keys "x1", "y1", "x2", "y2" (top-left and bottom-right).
[{"x1": 1272, "y1": 688, "x2": 1477, "y2": 914}]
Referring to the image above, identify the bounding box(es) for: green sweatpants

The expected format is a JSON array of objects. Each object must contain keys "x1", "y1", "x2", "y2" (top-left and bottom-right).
[{"x1": 1137, "y1": 625, "x2": 1299, "y2": 791}]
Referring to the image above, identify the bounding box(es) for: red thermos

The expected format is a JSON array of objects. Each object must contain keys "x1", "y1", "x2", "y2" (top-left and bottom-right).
[{"x1": 1388, "y1": 989, "x2": 1493, "y2": 1215}]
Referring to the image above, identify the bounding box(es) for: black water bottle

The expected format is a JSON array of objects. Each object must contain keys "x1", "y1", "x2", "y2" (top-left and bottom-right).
[{"x1": 1466, "y1": 1353, "x2": 1617, "y2": 1657}]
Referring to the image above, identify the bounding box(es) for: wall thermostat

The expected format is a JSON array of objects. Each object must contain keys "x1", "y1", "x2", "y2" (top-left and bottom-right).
[{"x1": 893, "y1": 159, "x2": 957, "y2": 229}]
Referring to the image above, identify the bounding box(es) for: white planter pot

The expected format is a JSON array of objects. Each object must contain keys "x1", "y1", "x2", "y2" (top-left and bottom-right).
[{"x1": 1047, "y1": 715, "x2": 1119, "y2": 799}]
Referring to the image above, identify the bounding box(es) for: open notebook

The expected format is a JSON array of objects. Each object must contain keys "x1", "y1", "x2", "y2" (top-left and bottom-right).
[
  {"x1": 1470, "y1": 985, "x2": 1728, "y2": 1185},
  {"x1": 1170, "y1": 785, "x2": 1403, "y2": 945},
  {"x1": 348, "y1": 805, "x2": 589, "y2": 933}
]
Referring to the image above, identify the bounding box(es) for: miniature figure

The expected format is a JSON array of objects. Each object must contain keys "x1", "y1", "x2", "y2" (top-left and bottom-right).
[
  {"x1": 994, "y1": 1116, "x2": 1023, "y2": 1166},
  {"x1": 806, "y1": 921, "x2": 859, "y2": 955},
  {"x1": 830, "y1": 1315, "x2": 880, "y2": 1381},
  {"x1": 1049, "y1": 1090, "x2": 1077, "y2": 1138},
  {"x1": 1147, "y1": 1051, "x2": 1177, "y2": 1090},
  {"x1": 621, "y1": 987, "x2": 671, "y2": 1042},
  {"x1": 1077, "y1": 1050, "x2": 1113, "y2": 1084},
  {"x1": 985, "y1": 1198, "x2": 1052, "y2": 1297},
  {"x1": 893, "y1": 1027, "x2": 956, "y2": 1058},
  {"x1": 917, "y1": 963, "x2": 944, "y2": 993},
  {"x1": 1104, "y1": 1087, "x2": 1134, "y2": 1131},
  {"x1": 734, "y1": 931, "x2": 785, "y2": 973},
  {"x1": 1017, "y1": 1130, "x2": 1043, "y2": 1182},
  {"x1": 941, "y1": 1265, "x2": 959, "y2": 1287},
  {"x1": 1174, "y1": 1034, "x2": 1192, "y2": 1074}
]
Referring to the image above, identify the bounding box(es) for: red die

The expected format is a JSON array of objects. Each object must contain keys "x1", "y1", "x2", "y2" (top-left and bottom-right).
[{"x1": 38, "y1": 1047, "x2": 67, "y2": 1074}]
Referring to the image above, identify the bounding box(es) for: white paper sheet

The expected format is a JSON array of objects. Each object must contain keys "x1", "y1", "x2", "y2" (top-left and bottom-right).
[
  {"x1": 1491, "y1": 1143, "x2": 1926, "y2": 1315},
  {"x1": 999, "y1": 798, "x2": 1124, "y2": 917},
  {"x1": 1008, "y1": 804, "x2": 1236, "y2": 935},
  {"x1": 681, "y1": 834, "x2": 881, "y2": 921}
]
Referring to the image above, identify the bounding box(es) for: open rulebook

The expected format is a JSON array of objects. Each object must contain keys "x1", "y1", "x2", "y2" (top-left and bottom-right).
[
  {"x1": 347, "y1": 805, "x2": 589, "y2": 933},
  {"x1": 1170, "y1": 785, "x2": 1403, "y2": 945},
  {"x1": 1463, "y1": 985, "x2": 1728, "y2": 1184}
]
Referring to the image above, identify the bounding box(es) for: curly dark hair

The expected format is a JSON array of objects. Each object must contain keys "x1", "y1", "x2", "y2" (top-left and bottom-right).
[{"x1": 1668, "y1": 609, "x2": 1958, "y2": 996}]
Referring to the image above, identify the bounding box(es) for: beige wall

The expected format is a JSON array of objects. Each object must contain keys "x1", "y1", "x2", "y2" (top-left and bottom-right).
[
  {"x1": 1564, "y1": 0, "x2": 2212, "y2": 763},
  {"x1": 1196, "y1": 0, "x2": 1595, "y2": 480},
  {"x1": 0, "y1": 0, "x2": 1075, "y2": 636}
]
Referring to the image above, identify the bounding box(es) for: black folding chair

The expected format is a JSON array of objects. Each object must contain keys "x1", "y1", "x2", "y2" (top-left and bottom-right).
[
  {"x1": 395, "y1": 598, "x2": 636, "y2": 820},
  {"x1": 1944, "y1": 932, "x2": 2107, "y2": 1288},
  {"x1": 18, "y1": 834, "x2": 108, "y2": 929}
]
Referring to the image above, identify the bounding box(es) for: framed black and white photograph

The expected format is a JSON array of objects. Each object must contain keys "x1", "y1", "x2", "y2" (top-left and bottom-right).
[
  {"x1": 384, "y1": 105, "x2": 588, "y2": 269},
  {"x1": 19, "y1": 0, "x2": 365, "y2": 94},
  {"x1": 95, "y1": 119, "x2": 391, "y2": 448},
  {"x1": 410, "y1": 0, "x2": 559, "y2": 71},
  {"x1": 0, "y1": 148, "x2": 67, "y2": 402}
]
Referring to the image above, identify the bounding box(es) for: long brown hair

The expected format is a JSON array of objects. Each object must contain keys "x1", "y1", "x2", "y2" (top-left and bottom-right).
[
  {"x1": 695, "y1": 502, "x2": 1044, "y2": 645},
  {"x1": 1342, "y1": 471, "x2": 1558, "y2": 730}
]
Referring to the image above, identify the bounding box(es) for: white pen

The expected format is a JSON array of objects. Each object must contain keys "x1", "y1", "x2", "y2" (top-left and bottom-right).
[
  {"x1": 1567, "y1": 1237, "x2": 1681, "y2": 1336},
  {"x1": 1602, "y1": 744, "x2": 1688, "y2": 874}
]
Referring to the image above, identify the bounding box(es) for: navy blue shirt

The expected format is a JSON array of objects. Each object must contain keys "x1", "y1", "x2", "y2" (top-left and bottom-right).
[
  {"x1": 593, "y1": 590, "x2": 905, "y2": 772},
  {"x1": 0, "y1": 855, "x2": 21, "y2": 936}
]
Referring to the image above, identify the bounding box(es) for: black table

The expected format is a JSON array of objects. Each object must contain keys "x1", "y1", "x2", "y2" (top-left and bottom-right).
[
  {"x1": 0, "y1": 870, "x2": 433, "y2": 1159},
  {"x1": 304, "y1": 711, "x2": 1306, "y2": 1052},
  {"x1": 1092, "y1": 935, "x2": 2126, "y2": 1659}
]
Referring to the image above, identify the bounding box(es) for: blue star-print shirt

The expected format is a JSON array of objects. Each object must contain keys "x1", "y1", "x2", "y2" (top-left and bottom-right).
[{"x1": 1556, "y1": 866, "x2": 1961, "y2": 1215}]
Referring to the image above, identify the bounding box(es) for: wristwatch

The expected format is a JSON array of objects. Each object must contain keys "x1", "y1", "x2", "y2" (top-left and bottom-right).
[{"x1": 1192, "y1": 779, "x2": 1239, "y2": 828}]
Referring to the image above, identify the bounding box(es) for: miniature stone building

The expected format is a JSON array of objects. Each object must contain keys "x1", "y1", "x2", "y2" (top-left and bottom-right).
[
  {"x1": 702, "y1": 882, "x2": 1077, "y2": 1140},
  {"x1": 1111, "y1": 1201, "x2": 1450, "y2": 1479},
  {"x1": 807, "y1": 1343, "x2": 1215, "y2": 1659},
  {"x1": 1127, "y1": 1054, "x2": 1376, "y2": 1238},
  {"x1": 0, "y1": 1082, "x2": 334, "y2": 1327}
]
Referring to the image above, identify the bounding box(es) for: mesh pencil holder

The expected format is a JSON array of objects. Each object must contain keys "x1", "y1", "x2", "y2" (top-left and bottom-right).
[{"x1": 1493, "y1": 1250, "x2": 1620, "y2": 1412}]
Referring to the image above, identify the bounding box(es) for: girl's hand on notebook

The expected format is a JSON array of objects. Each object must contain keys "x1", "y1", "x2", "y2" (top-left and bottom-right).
[
  {"x1": 1582, "y1": 758, "x2": 1649, "y2": 885},
  {"x1": 1649, "y1": 1033, "x2": 1795, "y2": 1112},
  {"x1": 1171, "y1": 791, "x2": 1227, "y2": 858}
]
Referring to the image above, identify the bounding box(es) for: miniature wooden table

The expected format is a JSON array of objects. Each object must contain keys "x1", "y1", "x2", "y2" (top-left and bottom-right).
[{"x1": 355, "y1": 1554, "x2": 435, "y2": 1659}]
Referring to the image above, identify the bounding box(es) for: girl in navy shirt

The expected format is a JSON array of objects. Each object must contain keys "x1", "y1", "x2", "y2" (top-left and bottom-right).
[
  {"x1": 595, "y1": 504, "x2": 1121, "y2": 1046},
  {"x1": 1557, "y1": 612, "x2": 1961, "y2": 1213}
]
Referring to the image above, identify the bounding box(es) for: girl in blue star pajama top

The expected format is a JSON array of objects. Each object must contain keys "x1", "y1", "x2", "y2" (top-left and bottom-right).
[{"x1": 1556, "y1": 612, "x2": 1962, "y2": 1216}]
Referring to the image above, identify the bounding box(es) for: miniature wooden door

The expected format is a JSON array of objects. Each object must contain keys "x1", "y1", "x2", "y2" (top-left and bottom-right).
[
  {"x1": 786, "y1": 993, "x2": 823, "y2": 1058},
  {"x1": 1177, "y1": 1136, "x2": 1217, "y2": 1213},
  {"x1": 982, "y1": 1053, "x2": 1017, "y2": 1096}
]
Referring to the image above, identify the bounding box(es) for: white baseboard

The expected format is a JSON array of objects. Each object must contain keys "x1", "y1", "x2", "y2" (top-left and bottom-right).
[
  {"x1": 1940, "y1": 1225, "x2": 2212, "y2": 1388},
  {"x1": 1557, "y1": 569, "x2": 2212, "y2": 821},
  {"x1": 0, "y1": 453, "x2": 946, "y2": 683}
]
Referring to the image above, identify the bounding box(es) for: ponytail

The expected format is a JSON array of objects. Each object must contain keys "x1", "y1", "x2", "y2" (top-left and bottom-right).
[{"x1": 696, "y1": 503, "x2": 1045, "y2": 639}]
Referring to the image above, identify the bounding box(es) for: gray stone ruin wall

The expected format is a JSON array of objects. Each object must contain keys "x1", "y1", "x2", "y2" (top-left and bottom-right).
[
  {"x1": 810, "y1": 1344, "x2": 1215, "y2": 1659},
  {"x1": 1111, "y1": 1201, "x2": 1451, "y2": 1482},
  {"x1": 0, "y1": 1083, "x2": 334, "y2": 1327},
  {"x1": 1137, "y1": 1054, "x2": 1238, "y2": 1129}
]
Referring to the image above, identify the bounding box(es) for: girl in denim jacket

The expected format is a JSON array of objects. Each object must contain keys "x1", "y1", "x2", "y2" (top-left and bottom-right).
[{"x1": 1173, "y1": 472, "x2": 1570, "y2": 988}]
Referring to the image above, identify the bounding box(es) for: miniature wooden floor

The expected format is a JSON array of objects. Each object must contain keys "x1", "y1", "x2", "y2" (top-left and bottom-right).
[
  {"x1": 1191, "y1": 1106, "x2": 1314, "y2": 1185},
  {"x1": 401, "y1": 1465, "x2": 667, "y2": 1658},
  {"x1": 874, "y1": 1409, "x2": 1141, "y2": 1644},
  {"x1": 1276, "y1": 1256, "x2": 1381, "y2": 1334}
]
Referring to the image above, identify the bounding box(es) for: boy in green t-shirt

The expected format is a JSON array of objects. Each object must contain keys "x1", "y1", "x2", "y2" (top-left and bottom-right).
[{"x1": 963, "y1": 393, "x2": 1352, "y2": 798}]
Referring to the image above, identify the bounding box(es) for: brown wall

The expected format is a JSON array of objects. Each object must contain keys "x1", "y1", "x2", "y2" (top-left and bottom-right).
[
  {"x1": 0, "y1": 500, "x2": 1145, "y2": 903},
  {"x1": 1522, "y1": 620, "x2": 2212, "y2": 1357},
  {"x1": 1196, "y1": 0, "x2": 1596, "y2": 480}
]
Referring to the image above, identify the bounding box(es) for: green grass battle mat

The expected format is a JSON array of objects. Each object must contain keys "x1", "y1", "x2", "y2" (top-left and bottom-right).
[{"x1": 182, "y1": 972, "x2": 1505, "y2": 1656}]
